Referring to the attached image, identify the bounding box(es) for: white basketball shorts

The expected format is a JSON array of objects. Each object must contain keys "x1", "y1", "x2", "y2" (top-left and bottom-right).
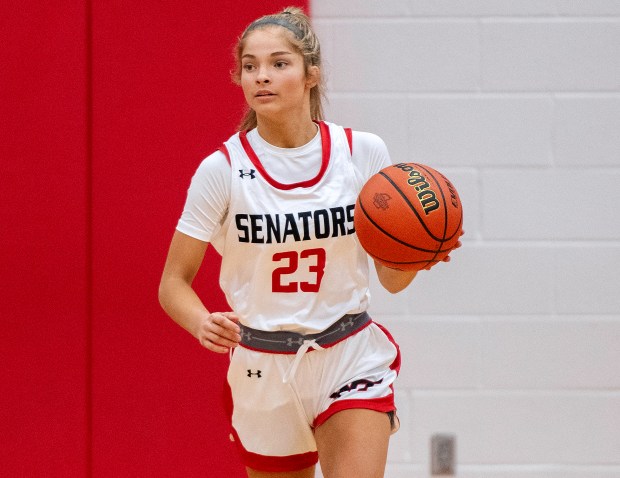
[{"x1": 223, "y1": 321, "x2": 401, "y2": 473}]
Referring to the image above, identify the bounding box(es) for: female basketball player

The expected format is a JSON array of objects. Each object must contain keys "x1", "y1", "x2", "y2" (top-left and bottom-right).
[{"x1": 159, "y1": 7, "x2": 454, "y2": 478}]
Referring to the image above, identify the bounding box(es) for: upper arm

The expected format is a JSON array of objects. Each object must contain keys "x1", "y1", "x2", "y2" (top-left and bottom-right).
[
  {"x1": 351, "y1": 131, "x2": 392, "y2": 180},
  {"x1": 176, "y1": 150, "x2": 231, "y2": 242},
  {"x1": 161, "y1": 230, "x2": 209, "y2": 285}
]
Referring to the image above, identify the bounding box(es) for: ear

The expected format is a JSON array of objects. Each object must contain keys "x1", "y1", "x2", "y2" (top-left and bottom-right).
[{"x1": 305, "y1": 65, "x2": 320, "y2": 89}]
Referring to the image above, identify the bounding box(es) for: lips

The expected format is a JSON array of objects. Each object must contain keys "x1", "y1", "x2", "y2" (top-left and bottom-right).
[{"x1": 255, "y1": 90, "x2": 275, "y2": 97}]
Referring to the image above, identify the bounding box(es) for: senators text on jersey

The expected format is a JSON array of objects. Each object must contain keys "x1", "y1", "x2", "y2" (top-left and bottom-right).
[{"x1": 235, "y1": 204, "x2": 355, "y2": 244}]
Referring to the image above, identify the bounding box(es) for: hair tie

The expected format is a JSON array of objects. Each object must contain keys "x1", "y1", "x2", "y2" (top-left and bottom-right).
[{"x1": 244, "y1": 17, "x2": 303, "y2": 39}]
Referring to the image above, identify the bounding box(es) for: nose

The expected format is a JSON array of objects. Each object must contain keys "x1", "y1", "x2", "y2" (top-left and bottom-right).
[{"x1": 255, "y1": 66, "x2": 270, "y2": 84}]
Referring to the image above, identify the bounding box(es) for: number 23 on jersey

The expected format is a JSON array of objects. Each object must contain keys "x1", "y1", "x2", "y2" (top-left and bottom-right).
[{"x1": 272, "y1": 248, "x2": 326, "y2": 293}]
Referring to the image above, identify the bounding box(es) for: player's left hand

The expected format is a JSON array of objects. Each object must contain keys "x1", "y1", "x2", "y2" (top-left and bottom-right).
[{"x1": 424, "y1": 230, "x2": 463, "y2": 270}]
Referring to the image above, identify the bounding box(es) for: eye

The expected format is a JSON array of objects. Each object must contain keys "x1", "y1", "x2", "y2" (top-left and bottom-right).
[
  {"x1": 242, "y1": 63, "x2": 255, "y2": 72},
  {"x1": 274, "y1": 60, "x2": 288, "y2": 69}
]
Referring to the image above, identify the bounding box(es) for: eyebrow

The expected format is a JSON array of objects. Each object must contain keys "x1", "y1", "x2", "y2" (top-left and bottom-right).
[{"x1": 241, "y1": 51, "x2": 294, "y2": 60}]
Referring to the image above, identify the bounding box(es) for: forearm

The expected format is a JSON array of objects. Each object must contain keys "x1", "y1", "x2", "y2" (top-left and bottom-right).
[
  {"x1": 374, "y1": 261, "x2": 418, "y2": 294},
  {"x1": 158, "y1": 276, "x2": 209, "y2": 339}
]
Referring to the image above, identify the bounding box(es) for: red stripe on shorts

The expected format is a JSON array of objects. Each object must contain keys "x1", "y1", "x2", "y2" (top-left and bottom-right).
[
  {"x1": 313, "y1": 395, "x2": 396, "y2": 429},
  {"x1": 232, "y1": 428, "x2": 318, "y2": 473},
  {"x1": 374, "y1": 321, "x2": 402, "y2": 373}
]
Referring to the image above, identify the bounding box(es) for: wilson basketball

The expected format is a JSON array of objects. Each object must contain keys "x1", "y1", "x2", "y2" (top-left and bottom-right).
[{"x1": 354, "y1": 163, "x2": 463, "y2": 271}]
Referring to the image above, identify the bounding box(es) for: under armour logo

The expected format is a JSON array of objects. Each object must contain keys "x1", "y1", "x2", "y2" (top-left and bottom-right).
[
  {"x1": 330, "y1": 378, "x2": 383, "y2": 399},
  {"x1": 339, "y1": 318, "x2": 355, "y2": 332},
  {"x1": 247, "y1": 369, "x2": 262, "y2": 378},
  {"x1": 286, "y1": 337, "x2": 305, "y2": 347},
  {"x1": 239, "y1": 169, "x2": 256, "y2": 179}
]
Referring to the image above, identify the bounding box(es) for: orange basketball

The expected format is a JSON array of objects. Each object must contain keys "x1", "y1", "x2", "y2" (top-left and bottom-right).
[{"x1": 354, "y1": 163, "x2": 463, "y2": 271}]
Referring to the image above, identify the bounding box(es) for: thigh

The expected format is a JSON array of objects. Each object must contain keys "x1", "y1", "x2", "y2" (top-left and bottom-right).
[{"x1": 314, "y1": 409, "x2": 391, "y2": 478}]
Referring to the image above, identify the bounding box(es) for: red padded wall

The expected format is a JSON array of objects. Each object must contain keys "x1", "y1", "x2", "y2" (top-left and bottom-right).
[
  {"x1": 1, "y1": 1, "x2": 307, "y2": 477},
  {"x1": 90, "y1": 1, "x2": 304, "y2": 477},
  {"x1": 0, "y1": 2, "x2": 89, "y2": 476}
]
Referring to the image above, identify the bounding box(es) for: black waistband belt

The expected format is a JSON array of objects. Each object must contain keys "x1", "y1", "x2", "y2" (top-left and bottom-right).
[{"x1": 239, "y1": 311, "x2": 371, "y2": 353}]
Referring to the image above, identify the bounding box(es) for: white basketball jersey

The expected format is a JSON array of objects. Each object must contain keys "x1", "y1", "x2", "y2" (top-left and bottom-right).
[{"x1": 211, "y1": 121, "x2": 370, "y2": 334}]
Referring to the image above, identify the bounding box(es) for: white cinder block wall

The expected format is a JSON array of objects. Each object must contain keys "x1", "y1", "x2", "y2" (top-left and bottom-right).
[{"x1": 312, "y1": 1, "x2": 620, "y2": 477}]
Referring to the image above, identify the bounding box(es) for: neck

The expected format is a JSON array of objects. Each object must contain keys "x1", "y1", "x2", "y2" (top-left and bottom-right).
[{"x1": 255, "y1": 116, "x2": 318, "y2": 148}]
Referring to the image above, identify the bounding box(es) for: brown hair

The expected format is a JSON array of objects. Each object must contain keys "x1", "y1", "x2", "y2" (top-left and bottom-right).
[{"x1": 232, "y1": 6, "x2": 325, "y2": 131}]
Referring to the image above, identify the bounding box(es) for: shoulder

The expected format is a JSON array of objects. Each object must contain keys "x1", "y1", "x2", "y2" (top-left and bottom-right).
[
  {"x1": 324, "y1": 121, "x2": 388, "y2": 157},
  {"x1": 193, "y1": 149, "x2": 231, "y2": 183},
  {"x1": 351, "y1": 130, "x2": 388, "y2": 155},
  {"x1": 349, "y1": 130, "x2": 392, "y2": 177},
  {"x1": 184, "y1": 148, "x2": 232, "y2": 210}
]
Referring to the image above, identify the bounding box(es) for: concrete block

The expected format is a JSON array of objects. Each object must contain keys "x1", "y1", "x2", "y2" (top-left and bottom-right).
[
  {"x1": 311, "y1": 0, "x2": 408, "y2": 18},
  {"x1": 386, "y1": 316, "x2": 481, "y2": 389},
  {"x1": 407, "y1": 95, "x2": 554, "y2": 166},
  {"x1": 409, "y1": 392, "x2": 620, "y2": 464},
  {"x1": 325, "y1": 95, "x2": 411, "y2": 162},
  {"x1": 395, "y1": 244, "x2": 554, "y2": 315},
  {"x1": 481, "y1": 317, "x2": 620, "y2": 388},
  {"x1": 482, "y1": 20, "x2": 620, "y2": 91},
  {"x1": 482, "y1": 169, "x2": 620, "y2": 240},
  {"x1": 555, "y1": 246, "x2": 620, "y2": 314},
  {"x1": 554, "y1": 96, "x2": 620, "y2": 166},
  {"x1": 368, "y1": 266, "x2": 413, "y2": 317},
  {"x1": 407, "y1": 0, "x2": 557, "y2": 16},
  {"x1": 556, "y1": 0, "x2": 620, "y2": 16},
  {"x1": 384, "y1": 464, "x2": 620, "y2": 477},
  {"x1": 311, "y1": 0, "x2": 558, "y2": 17},
  {"x1": 328, "y1": 21, "x2": 479, "y2": 92}
]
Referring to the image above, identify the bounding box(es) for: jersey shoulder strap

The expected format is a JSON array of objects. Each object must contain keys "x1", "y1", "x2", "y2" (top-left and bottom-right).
[
  {"x1": 344, "y1": 127, "x2": 353, "y2": 154},
  {"x1": 218, "y1": 145, "x2": 231, "y2": 165}
]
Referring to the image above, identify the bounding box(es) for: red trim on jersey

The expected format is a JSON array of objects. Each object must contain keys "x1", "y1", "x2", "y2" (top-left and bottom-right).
[
  {"x1": 344, "y1": 127, "x2": 353, "y2": 154},
  {"x1": 218, "y1": 145, "x2": 231, "y2": 165},
  {"x1": 238, "y1": 121, "x2": 331, "y2": 190},
  {"x1": 313, "y1": 395, "x2": 396, "y2": 429}
]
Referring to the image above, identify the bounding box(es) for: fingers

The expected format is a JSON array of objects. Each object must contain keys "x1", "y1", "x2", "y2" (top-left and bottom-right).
[
  {"x1": 221, "y1": 311, "x2": 240, "y2": 323},
  {"x1": 198, "y1": 312, "x2": 241, "y2": 354},
  {"x1": 452, "y1": 230, "x2": 464, "y2": 251},
  {"x1": 439, "y1": 234, "x2": 464, "y2": 265}
]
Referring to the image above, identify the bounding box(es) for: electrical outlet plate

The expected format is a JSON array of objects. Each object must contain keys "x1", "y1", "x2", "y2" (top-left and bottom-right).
[{"x1": 431, "y1": 433, "x2": 456, "y2": 475}]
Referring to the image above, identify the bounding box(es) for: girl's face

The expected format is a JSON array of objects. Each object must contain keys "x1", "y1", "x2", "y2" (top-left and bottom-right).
[{"x1": 240, "y1": 28, "x2": 317, "y2": 123}]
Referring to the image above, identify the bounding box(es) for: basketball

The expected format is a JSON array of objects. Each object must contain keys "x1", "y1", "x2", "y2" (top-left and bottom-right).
[{"x1": 354, "y1": 162, "x2": 463, "y2": 271}]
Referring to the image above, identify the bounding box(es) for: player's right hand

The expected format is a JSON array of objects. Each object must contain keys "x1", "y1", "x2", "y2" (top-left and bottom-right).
[{"x1": 196, "y1": 311, "x2": 241, "y2": 353}]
